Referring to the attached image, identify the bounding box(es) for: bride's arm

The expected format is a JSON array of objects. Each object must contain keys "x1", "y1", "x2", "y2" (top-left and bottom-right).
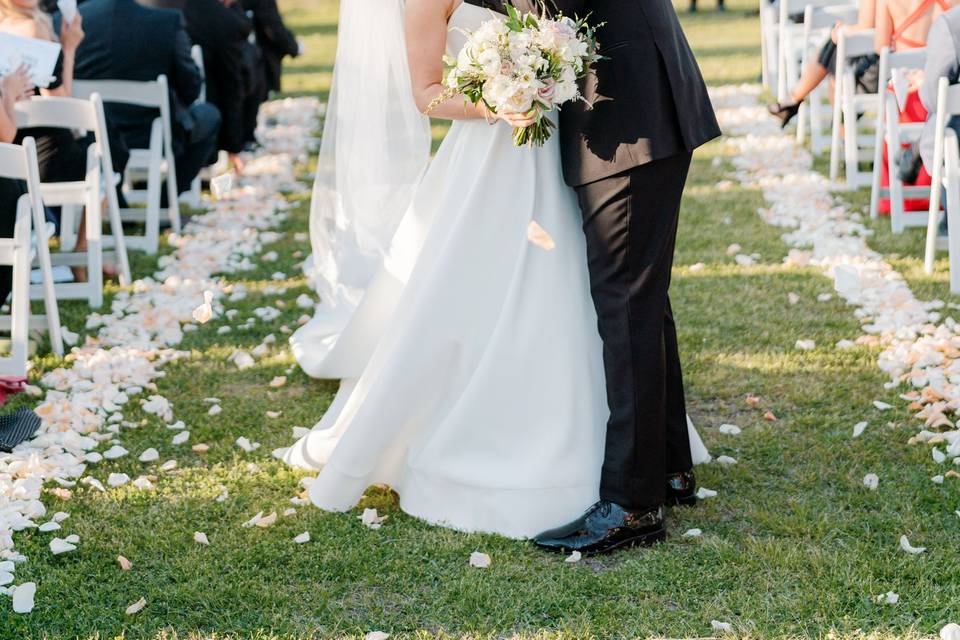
[{"x1": 406, "y1": 0, "x2": 488, "y2": 120}]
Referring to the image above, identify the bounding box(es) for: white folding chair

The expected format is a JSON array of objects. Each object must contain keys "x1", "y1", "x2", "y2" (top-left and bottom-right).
[
  {"x1": 924, "y1": 77, "x2": 960, "y2": 290},
  {"x1": 0, "y1": 138, "x2": 64, "y2": 373},
  {"x1": 762, "y1": 0, "x2": 781, "y2": 91},
  {"x1": 795, "y1": 3, "x2": 859, "y2": 154},
  {"x1": 778, "y1": 0, "x2": 855, "y2": 102},
  {"x1": 868, "y1": 47, "x2": 930, "y2": 229},
  {"x1": 830, "y1": 29, "x2": 880, "y2": 189},
  {"x1": 73, "y1": 75, "x2": 182, "y2": 254},
  {"x1": 15, "y1": 96, "x2": 131, "y2": 308}
]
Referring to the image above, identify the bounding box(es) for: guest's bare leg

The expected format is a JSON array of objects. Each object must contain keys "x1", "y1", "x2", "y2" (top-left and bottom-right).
[{"x1": 790, "y1": 62, "x2": 829, "y2": 104}]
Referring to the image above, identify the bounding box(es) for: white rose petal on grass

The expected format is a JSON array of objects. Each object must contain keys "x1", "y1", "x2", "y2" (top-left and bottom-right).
[
  {"x1": 788, "y1": 292, "x2": 800, "y2": 305},
  {"x1": 469, "y1": 551, "x2": 492, "y2": 569},
  {"x1": 296, "y1": 294, "x2": 315, "y2": 309},
  {"x1": 933, "y1": 475, "x2": 945, "y2": 484},
  {"x1": 863, "y1": 473, "x2": 880, "y2": 490},
  {"x1": 210, "y1": 173, "x2": 233, "y2": 199},
  {"x1": 192, "y1": 443, "x2": 210, "y2": 454},
  {"x1": 899, "y1": 535, "x2": 926, "y2": 554},
  {"x1": 266, "y1": 410, "x2": 282, "y2": 419},
  {"x1": 689, "y1": 262, "x2": 705, "y2": 272},
  {"x1": 876, "y1": 591, "x2": 900, "y2": 605},
  {"x1": 725, "y1": 243, "x2": 741, "y2": 256},
  {"x1": 132, "y1": 476, "x2": 154, "y2": 491},
  {"x1": 103, "y1": 445, "x2": 129, "y2": 460},
  {"x1": 934, "y1": 448, "x2": 947, "y2": 464},
  {"x1": 565, "y1": 550, "x2": 582, "y2": 563},
  {"x1": 734, "y1": 254, "x2": 755, "y2": 266},
  {"x1": 38, "y1": 521, "x2": 61, "y2": 533},
  {"x1": 527, "y1": 221, "x2": 556, "y2": 251},
  {"x1": 117, "y1": 555, "x2": 133, "y2": 570},
  {"x1": 208, "y1": 404, "x2": 222, "y2": 416},
  {"x1": 138, "y1": 448, "x2": 159, "y2": 462},
  {"x1": 236, "y1": 436, "x2": 260, "y2": 453},
  {"x1": 159, "y1": 460, "x2": 178, "y2": 472},
  {"x1": 172, "y1": 431, "x2": 190, "y2": 446},
  {"x1": 711, "y1": 620, "x2": 734, "y2": 633},
  {"x1": 107, "y1": 473, "x2": 130, "y2": 488},
  {"x1": 873, "y1": 401, "x2": 893, "y2": 411},
  {"x1": 715, "y1": 455, "x2": 738, "y2": 466},
  {"x1": 360, "y1": 508, "x2": 388, "y2": 530},
  {"x1": 683, "y1": 528, "x2": 703, "y2": 538},
  {"x1": 696, "y1": 488, "x2": 718, "y2": 500},
  {"x1": 795, "y1": 339, "x2": 816, "y2": 351},
  {"x1": 269, "y1": 376, "x2": 287, "y2": 388},
  {"x1": 718, "y1": 424, "x2": 741, "y2": 436},
  {"x1": 233, "y1": 351, "x2": 255, "y2": 370},
  {"x1": 365, "y1": 633, "x2": 390, "y2": 640},
  {"x1": 192, "y1": 290, "x2": 215, "y2": 324},
  {"x1": 294, "y1": 531, "x2": 311, "y2": 544},
  {"x1": 194, "y1": 532, "x2": 209, "y2": 546},
  {"x1": 853, "y1": 421, "x2": 869, "y2": 438},
  {"x1": 125, "y1": 597, "x2": 146, "y2": 615},
  {"x1": 941, "y1": 623, "x2": 960, "y2": 640},
  {"x1": 50, "y1": 537, "x2": 76, "y2": 555},
  {"x1": 12, "y1": 582, "x2": 36, "y2": 614},
  {"x1": 255, "y1": 512, "x2": 277, "y2": 528},
  {"x1": 61, "y1": 326, "x2": 78, "y2": 346}
]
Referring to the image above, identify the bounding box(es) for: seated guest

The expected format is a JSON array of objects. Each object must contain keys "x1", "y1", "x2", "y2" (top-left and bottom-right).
[
  {"x1": 0, "y1": 0, "x2": 116, "y2": 280},
  {"x1": 138, "y1": 0, "x2": 252, "y2": 172},
  {"x1": 769, "y1": 0, "x2": 878, "y2": 127},
  {"x1": 0, "y1": 66, "x2": 34, "y2": 304},
  {"x1": 68, "y1": 0, "x2": 221, "y2": 196},
  {"x1": 240, "y1": 0, "x2": 300, "y2": 144},
  {"x1": 0, "y1": 0, "x2": 88, "y2": 185},
  {"x1": 919, "y1": 5, "x2": 960, "y2": 174}
]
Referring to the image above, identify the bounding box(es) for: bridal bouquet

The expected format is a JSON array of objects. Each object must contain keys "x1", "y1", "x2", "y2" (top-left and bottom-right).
[{"x1": 442, "y1": 4, "x2": 601, "y2": 147}]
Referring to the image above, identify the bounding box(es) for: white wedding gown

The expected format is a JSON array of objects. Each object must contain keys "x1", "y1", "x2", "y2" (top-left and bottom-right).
[{"x1": 280, "y1": 2, "x2": 710, "y2": 540}]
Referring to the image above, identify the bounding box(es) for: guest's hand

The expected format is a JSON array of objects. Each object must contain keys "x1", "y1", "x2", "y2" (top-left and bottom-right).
[
  {"x1": 1, "y1": 66, "x2": 34, "y2": 105},
  {"x1": 60, "y1": 12, "x2": 85, "y2": 53}
]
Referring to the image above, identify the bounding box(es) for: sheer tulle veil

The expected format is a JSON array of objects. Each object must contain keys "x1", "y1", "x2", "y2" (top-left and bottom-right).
[{"x1": 294, "y1": 0, "x2": 432, "y2": 378}]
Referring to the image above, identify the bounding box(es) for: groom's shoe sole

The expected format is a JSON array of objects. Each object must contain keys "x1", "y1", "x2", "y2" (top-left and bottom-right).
[
  {"x1": 534, "y1": 527, "x2": 667, "y2": 557},
  {"x1": 668, "y1": 494, "x2": 698, "y2": 508},
  {"x1": 582, "y1": 527, "x2": 667, "y2": 556}
]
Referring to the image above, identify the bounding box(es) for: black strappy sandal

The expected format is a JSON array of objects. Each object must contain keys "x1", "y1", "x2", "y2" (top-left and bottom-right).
[{"x1": 768, "y1": 101, "x2": 801, "y2": 129}]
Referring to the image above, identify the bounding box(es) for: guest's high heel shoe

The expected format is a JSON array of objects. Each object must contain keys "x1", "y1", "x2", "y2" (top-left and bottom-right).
[{"x1": 768, "y1": 101, "x2": 801, "y2": 129}]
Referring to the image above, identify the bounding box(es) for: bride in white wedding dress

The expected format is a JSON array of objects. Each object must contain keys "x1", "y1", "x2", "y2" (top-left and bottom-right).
[{"x1": 278, "y1": 0, "x2": 709, "y2": 539}]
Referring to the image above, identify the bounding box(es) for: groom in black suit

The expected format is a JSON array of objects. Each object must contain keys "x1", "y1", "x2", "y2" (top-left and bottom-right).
[{"x1": 466, "y1": 0, "x2": 721, "y2": 554}]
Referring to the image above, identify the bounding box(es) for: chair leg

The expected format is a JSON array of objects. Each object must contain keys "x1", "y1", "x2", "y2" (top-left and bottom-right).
[
  {"x1": 144, "y1": 146, "x2": 162, "y2": 255},
  {"x1": 10, "y1": 211, "x2": 30, "y2": 376},
  {"x1": 166, "y1": 166, "x2": 182, "y2": 234},
  {"x1": 85, "y1": 181, "x2": 103, "y2": 309},
  {"x1": 948, "y1": 156, "x2": 960, "y2": 293},
  {"x1": 104, "y1": 168, "x2": 131, "y2": 286},
  {"x1": 870, "y1": 108, "x2": 886, "y2": 219},
  {"x1": 32, "y1": 211, "x2": 63, "y2": 357},
  {"x1": 830, "y1": 78, "x2": 844, "y2": 181}
]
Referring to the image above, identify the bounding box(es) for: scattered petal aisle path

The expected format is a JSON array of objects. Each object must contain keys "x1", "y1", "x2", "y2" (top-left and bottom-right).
[
  {"x1": 714, "y1": 85, "x2": 960, "y2": 535},
  {"x1": 0, "y1": 97, "x2": 319, "y2": 613}
]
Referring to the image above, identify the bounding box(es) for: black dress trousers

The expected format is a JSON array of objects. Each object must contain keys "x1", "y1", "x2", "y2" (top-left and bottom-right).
[{"x1": 575, "y1": 152, "x2": 694, "y2": 511}]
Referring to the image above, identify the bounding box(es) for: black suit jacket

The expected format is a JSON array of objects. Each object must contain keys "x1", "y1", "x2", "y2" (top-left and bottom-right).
[
  {"x1": 241, "y1": 0, "x2": 299, "y2": 93},
  {"x1": 466, "y1": 0, "x2": 721, "y2": 186},
  {"x1": 66, "y1": 0, "x2": 203, "y2": 139},
  {"x1": 138, "y1": 0, "x2": 253, "y2": 153}
]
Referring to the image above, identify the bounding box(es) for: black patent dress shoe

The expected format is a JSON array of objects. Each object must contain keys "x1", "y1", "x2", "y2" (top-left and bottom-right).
[
  {"x1": 768, "y1": 101, "x2": 801, "y2": 129},
  {"x1": 533, "y1": 501, "x2": 665, "y2": 555},
  {"x1": 666, "y1": 470, "x2": 697, "y2": 507}
]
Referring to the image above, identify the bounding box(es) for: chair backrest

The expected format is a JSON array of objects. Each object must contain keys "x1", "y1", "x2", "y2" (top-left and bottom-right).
[
  {"x1": 14, "y1": 96, "x2": 98, "y2": 132},
  {"x1": 838, "y1": 30, "x2": 877, "y2": 59},
  {"x1": 880, "y1": 46, "x2": 927, "y2": 82},
  {"x1": 781, "y1": 0, "x2": 851, "y2": 26},
  {"x1": 0, "y1": 137, "x2": 47, "y2": 232},
  {"x1": 72, "y1": 76, "x2": 167, "y2": 109},
  {"x1": 804, "y1": 3, "x2": 858, "y2": 30}
]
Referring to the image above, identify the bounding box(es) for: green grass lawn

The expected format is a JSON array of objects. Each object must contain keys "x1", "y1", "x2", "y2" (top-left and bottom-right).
[{"x1": 3, "y1": 1, "x2": 959, "y2": 638}]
